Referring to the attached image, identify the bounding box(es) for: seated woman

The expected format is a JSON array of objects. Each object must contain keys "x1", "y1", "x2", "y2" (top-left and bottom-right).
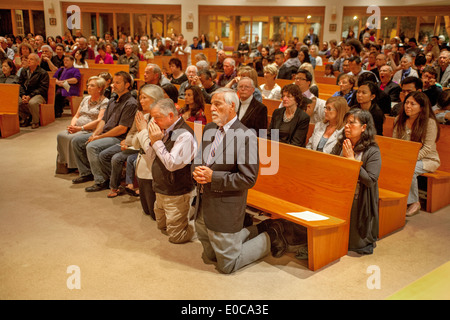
[
  {"x1": 105, "y1": 43, "x2": 118, "y2": 61},
  {"x1": 306, "y1": 96, "x2": 349, "y2": 153},
  {"x1": 95, "y1": 43, "x2": 114, "y2": 64},
  {"x1": 53, "y1": 55, "x2": 81, "y2": 118},
  {"x1": 267, "y1": 84, "x2": 310, "y2": 147},
  {"x1": 179, "y1": 85, "x2": 207, "y2": 124},
  {"x1": 168, "y1": 58, "x2": 188, "y2": 85},
  {"x1": 332, "y1": 74, "x2": 356, "y2": 104},
  {"x1": 324, "y1": 64, "x2": 335, "y2": 78},
  {"x1": 0, "y1": 59, "x2": 19, "y2": 84},
  {"x1": 74, "y1": 50, "x2": 89, "y2": 68},
  {"x1": 353, "y1": 81, "x2": 384, "y2": 135},
  {"x1": 56, "y1": 76, "x2": 108, "y2": 174},
  {"x1": 133, "y1": 84, "x2": 166, "y2": 219},
  {"x1": 392, "y1": 92, "x2": 441, "y2": 216},
  {"x1": 259, "y1": 64, "x2": 281, "y2": 100},
  {"x1": 331, "y1": 108, "x2": 381, "y2": 254}
]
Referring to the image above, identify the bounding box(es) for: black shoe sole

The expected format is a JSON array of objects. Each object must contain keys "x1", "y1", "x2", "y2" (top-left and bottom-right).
[{"x1": 72, "y1": 175, "x2": 94, "y2": 184}]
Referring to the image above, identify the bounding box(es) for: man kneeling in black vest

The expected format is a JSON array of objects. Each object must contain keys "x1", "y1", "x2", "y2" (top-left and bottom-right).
[{"x1": 147, "y1": 98, "x2": 198, "y2": 243}]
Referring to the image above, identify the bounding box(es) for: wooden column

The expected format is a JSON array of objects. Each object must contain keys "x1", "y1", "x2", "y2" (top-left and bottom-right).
[
  {"x1": 10, "y1": 9, "x2": 18, "y2": 36},
  {"x1": 29, "y1": 9, "x2": 34, "y2": 35},
  {"x1": 96, "y1": 13, "x2": 100, "y2": 38},
  {"x1": 113, "y1": 12, "x2": 117, "y2": 39}
]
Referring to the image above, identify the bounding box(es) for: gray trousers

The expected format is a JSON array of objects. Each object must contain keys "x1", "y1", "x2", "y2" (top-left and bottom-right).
[
  {"x1": 195, "y1": 203, "x2": 270, "y2": 274},
  {"x1": 408, "y1": 160, "x2": 429, "y2": 204},
  {"x1": 19, "y1": 95, "x2": 45, "y2": 125},
  {"x1": 72, "y1": 133, "x2": 120, "y2": 184}
]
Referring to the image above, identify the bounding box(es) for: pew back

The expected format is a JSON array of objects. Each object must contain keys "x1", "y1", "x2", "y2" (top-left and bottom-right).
[
  {"x1": 253, "y1": 139, "x2": 361, "y2": 222},
  {"x1": 0, "y1": 83, "x2": 20, "y2": 138}
]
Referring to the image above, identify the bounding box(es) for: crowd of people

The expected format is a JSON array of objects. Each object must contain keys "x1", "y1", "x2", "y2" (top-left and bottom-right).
[{"x1": 1, "y1": 27, "x2": 449, "y2": 273}]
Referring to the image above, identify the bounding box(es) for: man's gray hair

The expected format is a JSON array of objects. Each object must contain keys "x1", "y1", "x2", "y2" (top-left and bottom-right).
[
  {"x1": 402, "y1": 54, "x2": 412, "y2": 63},
  {"x1": 146, "y1": 63, "x2": 162, "y2": 79},
  {"x1": 238, "y1": 76, "x2": 255, "y2": 89},
  {"x1": 41, "y1": 44, "x2": 53, "y2": 53},
  {"x1": 196, "y1": 60, "x2": 209, "y2": 71},
  {"x1": 152, "y1": 97, "x2": 178, "y2": 117},
  {"x1": 211, "y1": 87, "x2": 240, "y2": 112},
  {"x1": 140, "y1": 84, "x2": 165, "y2": 102},
  {"x1": 224, "y1": 57, "x2": 235, "y2": 67},
  {"x1": 28, "y1": 53, "x2": 41, "y2": 63},
  {"x1": 186, "y1": 65, "x2": 198, "y2": 73}
]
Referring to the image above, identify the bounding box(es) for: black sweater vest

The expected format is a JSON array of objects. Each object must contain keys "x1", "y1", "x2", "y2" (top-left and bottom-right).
[{"x1": 152, "y1": 118, "x2": 195, "y2": 195}]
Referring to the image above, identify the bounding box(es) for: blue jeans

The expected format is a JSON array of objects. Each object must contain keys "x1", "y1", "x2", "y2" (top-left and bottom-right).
[
  {"x1": 408, "y1": 160, "x2": 429, "y2": 204},
  {"x1": 99, "y1": 144, "x2": 138, "y2": 189},
  {"x1": 72, "y1": 134, "x2": 120, "y2": 184}
]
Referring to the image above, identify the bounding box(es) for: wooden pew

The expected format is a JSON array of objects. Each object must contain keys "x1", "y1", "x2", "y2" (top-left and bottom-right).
[
  {"x1": 191, "y1": 48, "x2": 217, "y2": 66},
  {"x1": 85, "y1": 62, "x2": 129, "y2": 75},
  {"x1": 0, "y1": 84, "x2": 20, "y2": 138},
  {"x1": 262, "y1": 99, "x2": 281, "y2": 117},
  {"x1": 383, "y1": 116, "x2": 395, "y2": 137},
  {"x1": 69, "y1": 74, "x2": 85, "y2": 116},
  {"x1": 249, "y1": 138, "x2": 362, "y2": 271},
  {"x1": 316, "y1": 76, "x2": 339, "y2": 85},
  {"x1": 421, "y1": 124, "x2": 450, "y2": 212},
  {"x1": 375, "y1": 136, "x2": 421, "y2": 238},
  {"x1": 39, "y1": 78, "x2": 56, "y2": 127}
]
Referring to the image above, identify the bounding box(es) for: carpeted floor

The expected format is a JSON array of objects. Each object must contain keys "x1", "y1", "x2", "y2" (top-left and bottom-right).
[{"x1": 1, "y1": 113, "x2": 449, "y2": 300}]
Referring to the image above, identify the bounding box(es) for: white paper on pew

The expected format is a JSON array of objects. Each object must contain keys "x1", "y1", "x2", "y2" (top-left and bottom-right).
[{"x1": 286, "y1": 211, "x2": 329, "y2": 221}]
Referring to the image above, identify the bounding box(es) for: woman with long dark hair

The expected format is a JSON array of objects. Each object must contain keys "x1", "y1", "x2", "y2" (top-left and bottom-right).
[
  {"x1": 392, "y1": 91, "x2": 441, "y2": 216},
  {"x1": 180, "y1": 85, "x2": 207, "y2": 124},
  {"x1": 332, "y1": 108, "x2": 381, "y2": 254}
]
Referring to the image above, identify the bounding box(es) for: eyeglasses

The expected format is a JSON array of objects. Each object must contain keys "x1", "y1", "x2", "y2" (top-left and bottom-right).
[
  {"x1": 324, "y1": 106, "x2": 336, "y2": 112},
  {"x1": 345, "y1": 120, "x2": 361, "y2": 127}
]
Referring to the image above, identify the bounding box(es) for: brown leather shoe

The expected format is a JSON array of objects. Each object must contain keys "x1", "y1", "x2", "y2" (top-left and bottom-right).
[{"x1": 31, "y1": 123, "x2": 39, "y2": 129}]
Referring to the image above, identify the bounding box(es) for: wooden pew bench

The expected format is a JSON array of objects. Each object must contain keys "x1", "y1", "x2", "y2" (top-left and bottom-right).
[
  {"x1": 39, "y1": 78, "x2": 56, "y2": 127},
  {"x1": 421, "y1": 124, "x2": 450, "y2": 212},
  {"x1": 375, "y1": 136, "x2": 421, "y2": 238},
  {"x1": 248, "y1": 139, "x2": 361, "y2": 271},
  {"x1": 0, "y1": 84, "x2": 20, "y2": 138}
]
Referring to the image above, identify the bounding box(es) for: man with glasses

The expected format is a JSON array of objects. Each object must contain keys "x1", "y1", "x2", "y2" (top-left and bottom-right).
[
  {"x1": 236, "y1": 77, "x2": 267, "y2": 137},
  {"x1": 294, "y1": 69, "x2": 325, "y2": 123},
  {"x1": 390, "y1": 76, "x2": 423, "y2": 117},
  {"x1": 422, "y1": 66, "x2": 442, "y2": 106}
]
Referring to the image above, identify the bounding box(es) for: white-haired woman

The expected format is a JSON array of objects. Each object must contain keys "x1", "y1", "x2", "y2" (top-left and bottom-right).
[
  {"x1": 56, "y1": 76, "x2": 108, "y2": 174},
  {"x1": 132, "y1": 84, "x2": 165, "y2": 219}
]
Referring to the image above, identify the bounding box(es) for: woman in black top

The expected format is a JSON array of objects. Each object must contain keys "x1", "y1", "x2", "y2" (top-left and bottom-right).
[
  {"x1": 267, "y1": 84, "x2": 310, "y2": 147},
  {"x1": 332, "y1": 108, "x2": 381, "y2": 254},
  {"x1": 353, "y1": 81, "x2": 384, "y2": 135}
]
